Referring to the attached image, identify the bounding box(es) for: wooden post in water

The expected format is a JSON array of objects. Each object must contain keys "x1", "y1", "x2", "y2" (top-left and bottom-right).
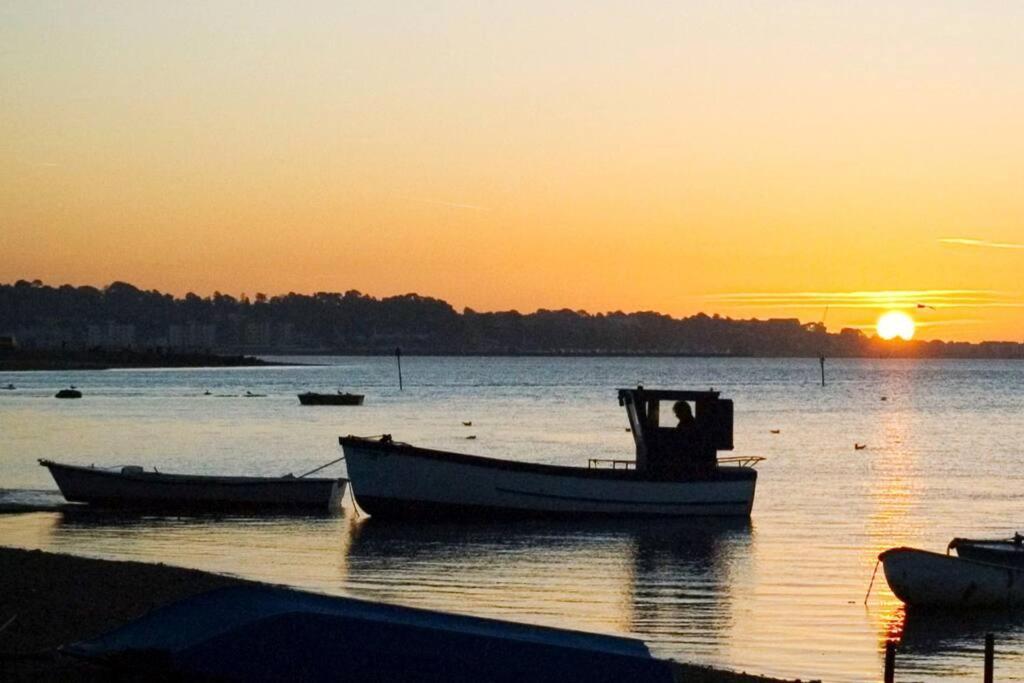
[
  {"x1": 395, "y1": 347, "x2": 403, "y2": 391},
  {"x1": 984, "y1": 633, "x2": 994, "y2": 683},
  {"x1": 884, "y1": 641, "x2": 896, "y2": 683},
  {"x1": 819, "y1": 355, "x2": 826, "y2": 387}
]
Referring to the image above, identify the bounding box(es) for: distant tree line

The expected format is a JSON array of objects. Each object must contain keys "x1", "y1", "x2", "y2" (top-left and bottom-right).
[{"x1": 1, "y1": 279, "x2": 1022, "y2": 358}]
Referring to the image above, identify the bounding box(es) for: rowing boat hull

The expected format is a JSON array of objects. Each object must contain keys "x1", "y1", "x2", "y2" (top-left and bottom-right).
[
  {"x1": 41, "y1": 460, "x2": 345, "y2": 512},
  {"x1": 880, "y1": 547, "x2": 1024, "y2": 608},
  {"x1": 339, "y1": 437, "x2": 756, "y2": 519}
]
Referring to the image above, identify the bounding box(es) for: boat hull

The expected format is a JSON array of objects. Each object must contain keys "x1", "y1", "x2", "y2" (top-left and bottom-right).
[
  {"x1": 41, "y1": 461, "x2": 345, "y2": 512},
  {"x1": 880, "y1": 547, "x2": 1024, "y2": 608},
  {"x1": 298, "y1": 393, "x2": 364, "y2": 406},
  {"x1": 340, "y1": 437, "x2": 757, "y2": 519}
]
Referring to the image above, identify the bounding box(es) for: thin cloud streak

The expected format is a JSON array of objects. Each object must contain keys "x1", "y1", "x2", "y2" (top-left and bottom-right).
[
  {"x1": 707, "y1": 289, "x2": 1022, "y2": 309},
  {"x1": 847, "y1": 319, "x2": 984, "y2": 330},
  {"x1": 939, "y1": 238, "x2": 1024, "y2": 250}
]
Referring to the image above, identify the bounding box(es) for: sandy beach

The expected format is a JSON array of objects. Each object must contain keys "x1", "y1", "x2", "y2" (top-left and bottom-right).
[
  {"x1": 0, "y1": 546, "x2": 803, "y2": 682},
  {"x1": 0, "y1": 546, "x2": 238, "y2": 680}
]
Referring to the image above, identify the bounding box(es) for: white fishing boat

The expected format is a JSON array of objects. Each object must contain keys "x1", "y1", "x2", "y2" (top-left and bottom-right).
[
  {"x1": 879, "y1": 546, "x2": 1024, "y2": 608},
  {"x1": 39, "y1": 459, "x2": 346, "y2": 512},
  {"x1": 340, "y1": 387, "x2": 763, "y2": 519}
]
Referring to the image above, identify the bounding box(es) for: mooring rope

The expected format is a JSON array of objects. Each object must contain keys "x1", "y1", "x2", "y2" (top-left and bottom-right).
[
  {"x1": 864, "y1": 559, "x2": 881, "y2": 605},
  {"x1": 297, "y1": 455, "x2": 346, "y2": 479}
]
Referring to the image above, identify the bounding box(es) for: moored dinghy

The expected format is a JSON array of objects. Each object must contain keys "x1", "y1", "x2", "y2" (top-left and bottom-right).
[
  {"x1": 40, "y1": 460, "x2": 346, "y2": 513},
  {"x1": 298, "y1": 391, "x2": 364, "y2": 406},
  {"x1": 879, "y1": 546, "x2": 1024, "y2": 608},
  {"x1": 340, "y1": 387, "x2": 763, "y2": 519}
]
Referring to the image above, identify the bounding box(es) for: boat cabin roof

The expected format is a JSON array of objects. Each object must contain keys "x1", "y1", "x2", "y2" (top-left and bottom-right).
[{"x1": 617, "y1": 387, "x2": 719, "y2": 404}]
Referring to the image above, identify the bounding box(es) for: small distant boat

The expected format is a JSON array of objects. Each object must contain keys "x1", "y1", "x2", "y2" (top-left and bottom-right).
[
  {"x1": 341, "y1": 387, "x2": 763, "y2": 519},
  {"x1": 949, "y1": 535, "x2": 1024, "y2": 569},
  {"x1": 39, "y1": 460, "x2": 346, "y2": 512},
  {"x1": 879, "y1": 546, "x2": 1024, "y2": 607},
  {"x1": 244, "y1": 391, "x2": 267, "y2": 398},
  {"x1": 854, "y1": 443, "x2": 867, "y2": 450},
  {"x1": 55, "y1": 388, "x2": 82, "y2": 399},
  {"x1": 2, "y1": 383, "x2": 15, "y2": 390},
  {"x1": 298, "y1": 391, "x2": 364, "y2": 406}
]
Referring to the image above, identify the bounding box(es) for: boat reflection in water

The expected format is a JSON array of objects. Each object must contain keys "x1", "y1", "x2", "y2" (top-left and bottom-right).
[
  {"x1": 45, "y1": 507, "x2": 352, "y2": 592},
  {"x1": 882, "y1": 605, "x2": 1024, "y2": 678},
  {"x1": 18, "y1": 508, "x2": 754, "y2": 668},
  {"x1": 342, "y1": 516, "x2": 752, "y2": 660}
]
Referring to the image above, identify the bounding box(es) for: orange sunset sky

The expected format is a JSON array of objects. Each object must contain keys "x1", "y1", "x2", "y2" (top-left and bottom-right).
[{"x1": 2, "y1": 2, "x2": 1022, "y2": 342}]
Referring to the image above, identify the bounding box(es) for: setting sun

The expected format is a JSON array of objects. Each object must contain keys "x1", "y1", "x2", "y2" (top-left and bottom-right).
[{"x1": 877, "y1": 311, "x2": 916, "y2": 341}]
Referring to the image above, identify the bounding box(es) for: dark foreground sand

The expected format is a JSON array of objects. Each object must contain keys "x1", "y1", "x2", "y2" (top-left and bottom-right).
[{"x1": 0, "y1": 546, "x2": 807, "y2": 682}]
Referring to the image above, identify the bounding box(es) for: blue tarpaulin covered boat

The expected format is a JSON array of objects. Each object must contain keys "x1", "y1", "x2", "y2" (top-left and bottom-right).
[{"x1": 66, "y1": 585, "x2": 673, "y2": 682}]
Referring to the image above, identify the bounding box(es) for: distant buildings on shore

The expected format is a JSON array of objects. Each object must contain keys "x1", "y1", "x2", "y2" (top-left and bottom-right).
[
  {"x1": 1, "y1": 279, "x2": 1022, "y2": 359},
  {"x1": 7, "y1": 320, "x2": 297, "y2": 354}
]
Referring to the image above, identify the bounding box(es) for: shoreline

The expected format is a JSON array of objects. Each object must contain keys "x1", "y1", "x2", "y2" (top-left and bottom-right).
[
  {"x1": 0, "y1": 546, "x2": 804, "y2": 682},
  {"x1": 0, "y1": 350, "x2": 288, "y2": 372}
]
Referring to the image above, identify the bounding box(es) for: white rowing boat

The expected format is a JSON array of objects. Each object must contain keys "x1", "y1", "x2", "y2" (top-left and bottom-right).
[
  {"x1": 40, "y1": 460, "x2": 346, "y2": 512},
  {"x1": 880, "y1": 546, "x2": 1024, "y2": 608}
]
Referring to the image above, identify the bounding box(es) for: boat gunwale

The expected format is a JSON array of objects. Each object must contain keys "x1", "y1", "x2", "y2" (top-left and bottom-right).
[
  {"x1": 879, "y1": 546, "x2": 1024, "y2": 573},
  {"x1": 338, "y1": 436, "x2": 757, "y2": 483}
]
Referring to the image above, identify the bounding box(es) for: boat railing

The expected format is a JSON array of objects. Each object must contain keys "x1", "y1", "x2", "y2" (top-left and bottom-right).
[
  {"x1": 587, "y1": 458, "x2": 636, "y2": 470},
  {"x1": 716, "y1": 456, "x2": 766, "y2": 468}
]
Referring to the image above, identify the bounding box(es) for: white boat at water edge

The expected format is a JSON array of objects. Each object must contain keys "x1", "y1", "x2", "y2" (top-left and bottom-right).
[
  {"x1": 40, "y1": 460, "x2": 346, "y2": 513},
  {"x1": 880, "y1": 546, "x2": 1024, "y2": 608},
  {"x1": 340, "y1": 387, "x2": 763, "y2": 520}
]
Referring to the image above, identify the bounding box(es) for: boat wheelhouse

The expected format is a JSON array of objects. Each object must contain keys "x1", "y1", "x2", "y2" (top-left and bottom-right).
[{"x1": 339, "y1": 387, "x2": 762, "y2": 520}]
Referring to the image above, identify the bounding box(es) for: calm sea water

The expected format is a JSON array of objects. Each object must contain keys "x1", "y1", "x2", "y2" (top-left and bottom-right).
[{"x1": 2, "y1": 357, "x2": 1023, "y2": 681}]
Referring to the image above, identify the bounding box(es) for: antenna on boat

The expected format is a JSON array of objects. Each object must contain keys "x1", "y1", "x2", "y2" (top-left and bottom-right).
[{"x1": 395, "y1": 346, "x2": 403, "y2": 391}]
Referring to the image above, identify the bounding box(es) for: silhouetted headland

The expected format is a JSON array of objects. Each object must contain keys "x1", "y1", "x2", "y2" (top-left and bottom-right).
[{"x1": 3, "y1": 279, "x2": 1022, "y2": 359}]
